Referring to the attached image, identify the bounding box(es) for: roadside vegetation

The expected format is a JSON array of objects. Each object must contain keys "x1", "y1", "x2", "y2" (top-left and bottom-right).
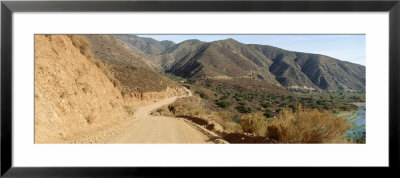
[
  {"x1": 185, "y1": 77, "x2": 365, "y2": 120},
  {"x1": 239, "y1": 105, "x2": 351, "y2": 143},
  {"x1": 162, "y1": 73, "x2": 366, "y2": 143}
]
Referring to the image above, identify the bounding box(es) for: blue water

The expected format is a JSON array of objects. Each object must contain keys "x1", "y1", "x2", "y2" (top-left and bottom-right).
[
  {"x1": 356, "y1": 108, "x2": 366, "y2": 126},
  {"x1": 346, "y1": 107, "x2": 366, "y2": 140}
]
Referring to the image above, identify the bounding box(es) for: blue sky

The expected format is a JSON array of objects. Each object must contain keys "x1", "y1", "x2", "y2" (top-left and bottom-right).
[{"x1": 138, "y1": 35, "x2": 365, "y2": 66}]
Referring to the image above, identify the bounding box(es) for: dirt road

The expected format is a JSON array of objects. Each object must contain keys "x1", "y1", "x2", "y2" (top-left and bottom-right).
[{"x1": 106, "y1": 88, "x2": 214, "y2": 144}]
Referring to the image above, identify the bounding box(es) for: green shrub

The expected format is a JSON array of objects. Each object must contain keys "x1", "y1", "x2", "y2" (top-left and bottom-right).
[
  {"x1": 234, "y1": 97, "x2": 242, "y2": 102},
  {"x1": 220, "y1": 95, "x2": 228, "y2": 100},
  {"x1": 346, "y1": 124, "x2": 366, "y2": 143},
  {"x1": 279, "y1": 103, "x2": 287, "y2": 107},
  {"x1": 238, "y1": 101, "x2": 246, "y2": 106},
  {"x1": 260, "y1": 101, "x2": 271, "y2": 108},
  {"x1": 263, "y1": 109, "x2": 274, "y2": 118},
  {"x1": 236, "y1": 105, "x2": 252, "y2": 114},
  {"x1": 215, "y1": 100, "x2": 232, "y2": 109},
  {"x1": 310, "y1": 103, "x2": 318, "y2": 109},
  {"x1": 195, "y1": 91, "x2": 208, "y2": 99}
]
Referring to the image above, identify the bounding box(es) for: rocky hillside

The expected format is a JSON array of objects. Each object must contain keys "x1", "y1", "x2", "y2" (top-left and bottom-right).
[
  {"x1": 84, "y1": 35, "x2": 182, "y2": 95},
  {"x1": 34, "y1": 35, "x2": 132, "y2": 143},
  {"x1": 92, "y1": 35, "x2": 365, "y2": 92},
  {"x1": 115, "y1": 35, "x2": 365, "y2": 92},
  {"x1": 167, "y1": 38, "x2": 365, "y2": 92},
  {"x1": 167, "y1": 39, "x2": 279, "y2": 84},
  {"x1": 249, "y1": 43, "x2": 365, "y2": 92}
]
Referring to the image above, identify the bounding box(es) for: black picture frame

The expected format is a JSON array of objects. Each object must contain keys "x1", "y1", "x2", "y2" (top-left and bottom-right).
[{"x1": 1, "y1": 0, "x2": 399, "y2": 177}]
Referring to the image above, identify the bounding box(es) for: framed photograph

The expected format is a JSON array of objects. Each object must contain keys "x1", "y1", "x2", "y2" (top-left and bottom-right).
[{"x1": 1, "y1": 0, "x2": 399, "y2": 177}]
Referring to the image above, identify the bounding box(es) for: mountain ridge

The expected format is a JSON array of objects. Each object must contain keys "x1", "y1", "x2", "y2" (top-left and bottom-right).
[{"x1": 115, "y1": 35, "x2": 365, "y2": 92}]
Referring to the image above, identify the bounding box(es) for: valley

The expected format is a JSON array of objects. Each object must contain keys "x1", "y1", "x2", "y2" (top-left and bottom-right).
[{"x1": 35, "y1": 34, "x2": 366, "y2": 144}]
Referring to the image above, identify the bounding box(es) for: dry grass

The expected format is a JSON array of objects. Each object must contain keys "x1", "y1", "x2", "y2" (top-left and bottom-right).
[
  {"x1": 240, "y1": 112, "x2": 268, "y2": 136},
  {"x1": 222, "y1": 120, "x2": 242, "y2": 133},
  {"x1": 69, "y1": 35, "x2": 93, "y2": 59},
  {"x1": 174, "y1": 107, "x2": 211, "y2": 117},
  {"x1": 238, "y1": 105, "x2": 351, "y2": 143},
  {"x1": 216, "y1": 111, "x2": 242, "y2": 133},
  {"x1": 266, "y1": 105, "x2": 351, "y2": 143},
  {"x1": 168, "y1": 97, "x2": 243, "y2": 133},
  {"x1": 167, "y1": 96, "x2": 211, "y2": 117}
]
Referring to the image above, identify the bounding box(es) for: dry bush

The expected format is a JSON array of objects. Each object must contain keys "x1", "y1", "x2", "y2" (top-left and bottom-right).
[
  {"x1": 216, "y1": 110, "x2": 231, "y2": 122},
  {"x1": 169, "y1": 96, "x2": 211, "y2": 117},
  {"x1": 217, "y1": 111, "x2": 242, "y2": 133},
  {"x1": 240, "y1": 112, "x2": 268, "y2": 136},
  {"x1": 236, "y1": 105, "x2": 351, "y2": 143},
  {"x1": 175, "y1": 107, "x2": 211, "y2": 117},
  {"x1": 266, "y1": 105, "x2": 351, "y2": 143},
  {"x1": 223, "y1": 121, "x2": 243, "y2": 133}
]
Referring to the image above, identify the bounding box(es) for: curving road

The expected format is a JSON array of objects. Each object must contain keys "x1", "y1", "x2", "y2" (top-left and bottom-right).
[{"x1": 106, "y1": 88, "x2": 214, "y2": 144}]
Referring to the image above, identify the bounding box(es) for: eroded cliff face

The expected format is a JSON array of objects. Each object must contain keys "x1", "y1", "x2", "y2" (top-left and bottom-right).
[
  {"x1": 34, "y1": 35, "x2": 133, "y2": 143},
  {"x1": 34, "y1": 35, "x2": 189, "y2": 143}
]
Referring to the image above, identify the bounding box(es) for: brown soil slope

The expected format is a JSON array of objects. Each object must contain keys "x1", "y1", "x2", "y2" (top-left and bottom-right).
[
  {"x1": 84, "y1": 35, "x2": 181, "y2": 95},
  {"x1": 34, "y1": 35, "x2": 132, "y2": 143}
]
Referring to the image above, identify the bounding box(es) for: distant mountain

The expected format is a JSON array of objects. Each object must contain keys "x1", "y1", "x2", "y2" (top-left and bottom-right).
[
  {"x1": 167, "y1": 39, "x2": 365, "y2": 92},
  {"x1": 159, "y1": 39, "x2": 206, "y2": 70},
  {"x1": 167, "y1": 39, "x2": 279, "y2": 84},
  {"x1": 115, "y1": 35, "x2": 204, "y2": 70},
  {"x1": 248, "y1": 43, "x2": 365, "y2": 92},
  {"x1": 114, "y1": 35, "x2": 365, "y2": 92},
  {"x1": 114, "y1": 35, "x2": 175, "y2": 55},
  {"x1": 160, "y1": 40, "x2": 176, "y2": 50}
]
